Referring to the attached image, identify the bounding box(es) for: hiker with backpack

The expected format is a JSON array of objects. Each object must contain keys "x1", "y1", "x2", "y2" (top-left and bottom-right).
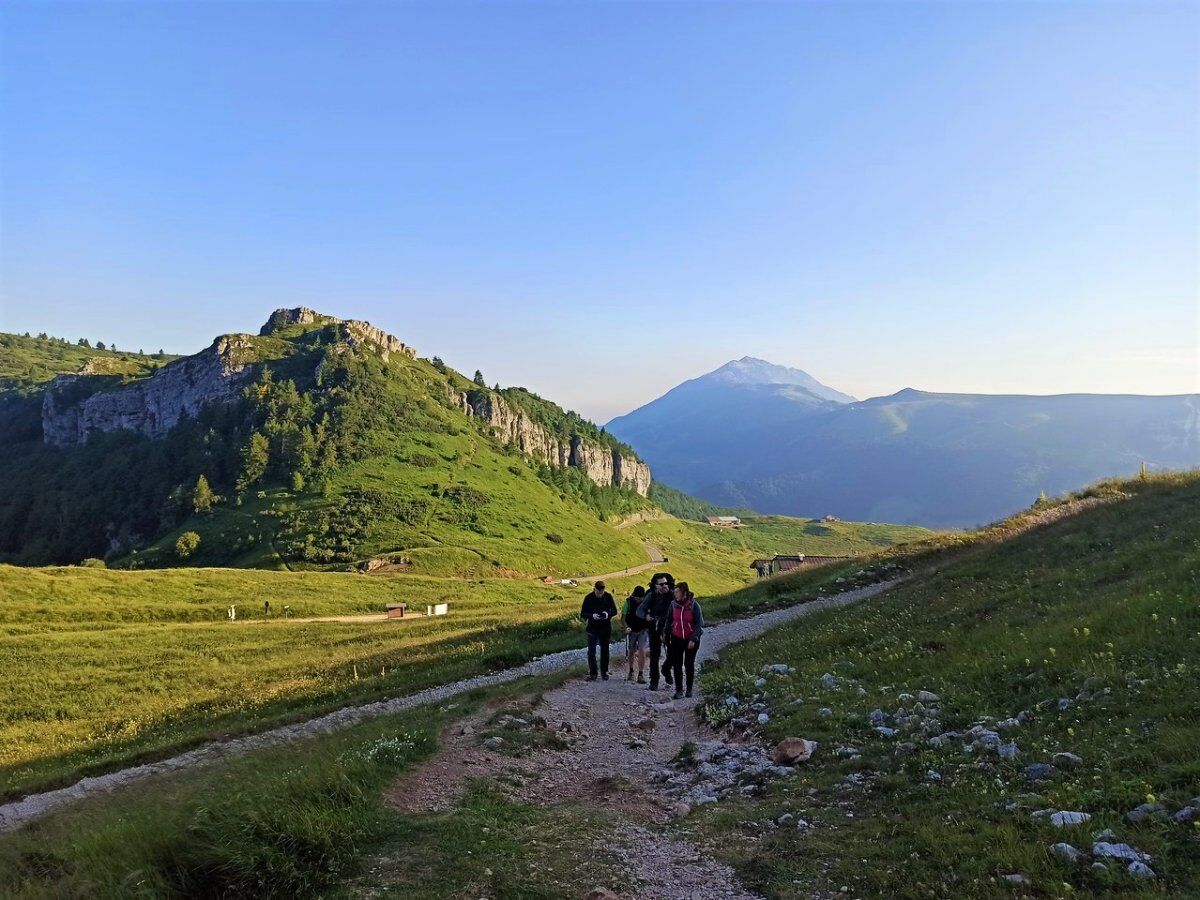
[
  {"x1": 663, "y1": 581, "x2": 704, "y2": 700},
  {"x1": 622, "y1": 585, "x2": 649, "y2": 683},
  {"x1": 580, "y1": 580, "x2": 618, "y2": 681},
  {"x1": 636, "y1": 572, "x2": 676, "y2": 691}
]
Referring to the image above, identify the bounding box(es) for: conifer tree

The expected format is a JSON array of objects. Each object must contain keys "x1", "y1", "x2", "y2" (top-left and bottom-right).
[{"x1": 192, "y1": 475, "x2": 215, "y2": 513}]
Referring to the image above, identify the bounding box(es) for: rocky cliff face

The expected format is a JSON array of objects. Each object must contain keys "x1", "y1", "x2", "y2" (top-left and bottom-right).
[
  {"x1": 43, "y1": 335, "x2": 258, "y2": 447},
  {"x1": 452, "y1": 388, "x2": 651, "y2": 496},
  {"x1": 42, "y1": 309, "x2": 414, "y2": 447}
]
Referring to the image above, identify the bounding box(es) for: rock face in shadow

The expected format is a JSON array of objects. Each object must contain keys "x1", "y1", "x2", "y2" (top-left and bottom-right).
[
  {"x1": 452, "y1": 388, "x2": 651, "y2": 496},
  {"x1": 42, "y1": 335, "x2": 259, "y2": 447}
]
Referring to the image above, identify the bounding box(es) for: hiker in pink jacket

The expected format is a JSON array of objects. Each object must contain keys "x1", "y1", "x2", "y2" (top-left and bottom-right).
[{"x1": 662, "y1": 581, "x2": 704, "y2": 700}]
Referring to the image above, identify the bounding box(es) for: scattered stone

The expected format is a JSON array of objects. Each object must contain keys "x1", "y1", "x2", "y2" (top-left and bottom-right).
[
  {"x1": 1050, "y1": 842, "x2": 1083, "y2": 863},
  {"x1": 1002, "y1": 874, "x2": 1029, "y2": 884},
  {"x1": 916, "y1": 690, "x2": 939, "y2": 703},
  {"x1": 821, "y1": 673, "x2": 839, "y2": 690},
  {"x1": 777, "y1": 813, "x2": 794, "y2": 825},
  {"x1": 724, "y1": 696, "x2": 738, "y2": 708},
  {"x1": 1090, "y1": 862, "x2": 1108, "y2": 874},
  {"x1": 997, "y1": 742, "x2": 1020, "y2": 760},
  {"x1": 868, "y1": 709, "x2": 887, "y2": 726},
  {"x1": 996, "y1": 718, "x2": 1021, "y2": 730},
  {"x1": 754, "y1": 677, "x2": 767, "y2": 688},
  {"x1": 929, "y1": 731, "x2": 960, "y2": 747},
  {"x1": 459, "y1": 723, "x2": 475, "y2": 736},
  {"x1": 1094, "y1": 828, "x2": 1117, "y2": 842},
  {"x1": 1024, "y1": 763, "x2": 1053, "y2": 782},
  {"x1": 1052, "y1": 752, "x2": 1083, "y2": 769},
  {"x1": 897, "y1": 692, "x2": 915, "y2": 703},
  {"x1": 1031, "y1": 808, "x2": 1056, "y2": 819},
  {"x1": 586, "y1": 888, "x2": 621, "y2": 900},
  {"x1": 1171, "y1": 806, "x2": 1198, "y2": 824},
  {"x1": 795, "y1": 818, "x2": 810, "y2": 829},
  {"x1": 756, "y1": 713, "x2": 770, "y2": 726},
  {"x1": 482, "y1": 736, "x2": 505, "y2": 749},
  {"x1": 925, "y1": 770, "x2": 942, "y2": 782},
  {"x1": 1126, "y1": 802, "x2": 1167, "y2": 824},
  {"x1": 835, "y1": 746, "x2": 860, "y2": 759},
  {"x1": 818, "y1": 707, "x2": 833, "y2": 717},
  {"x1": 1128, "y1": 861, "x2": 1156, "y2": 879},
  {"x1": 1056, "y1": 698, "x2": 1074, "y2": 711},
  {"x1": 628, "y1": 737, "x2": 647, "y2": 749},
  {"x1": 632, "y1": 717, "x2": 657, "y2": 732},
  {"x1": 1050, "y1": 811, "x2": 1091, "y2": 827},
  {"x1": 896, "y1": 741, "x2": 917, "y2": 754},
  {"x1": 874, "y1": 726, "x2": 897, "y2": 738},
  {"x1": 770, "y1": 737, "x2": 817, "y2": 766},
  {"x1": 762, "y1": 663, "x2": 791, "y2": 675},
  {"x1": 1016, "y1": 709, "x2": 1032, "y2": 723},
  {"x1": 1093, "y1": 842, "x2": 1150, "y2": 862}
]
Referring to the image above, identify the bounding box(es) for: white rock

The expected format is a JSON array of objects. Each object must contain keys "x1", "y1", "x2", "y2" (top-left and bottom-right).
[{"x1": 1051, "y1": 811, "x2": 1091, "y2": 827}]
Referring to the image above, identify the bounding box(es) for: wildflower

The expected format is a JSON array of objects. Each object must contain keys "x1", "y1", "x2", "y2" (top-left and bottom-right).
[
  {"x1": 1151, "y1": 613, "x2": 1159, "y2": 621},
  {"x1": 1049, "y1": 647, "x2": 1057, "y2": 655},
  {"x1": 1082, "y1": 627, "x2": 1090, "y2": 637},
  {"x1": 1146, "y1": 793, "x2": 1156, "y2": 803},
  {"x1": 1067, "y1": 727, "x2": 1075, "y2": 736}
]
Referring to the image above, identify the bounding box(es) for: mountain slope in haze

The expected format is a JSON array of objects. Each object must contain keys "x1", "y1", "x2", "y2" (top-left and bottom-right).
[
  {"x1": 0, "y1": 310, "x2": 654, "y2": 574},
  {"x1": 608, "y1": 361, "x2": 1200, "y2": 528},
  {"x1": 607, "y1": 357, "x2": 855, "y2": 495}
]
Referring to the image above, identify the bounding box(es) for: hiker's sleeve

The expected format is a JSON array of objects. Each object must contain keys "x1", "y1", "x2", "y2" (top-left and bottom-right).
[
  {"x1": 693, "y1": 602, "x2": 704, "y2": 640},
  {"x1": 580, "y1": 596, "x2": 588, "y2": 622},
  {"x1": 607, "y1": 595, "x2": 618, "y2": 619},
  {"x1": 636, "y1": 597, "x2": 650, "y2": 620}
]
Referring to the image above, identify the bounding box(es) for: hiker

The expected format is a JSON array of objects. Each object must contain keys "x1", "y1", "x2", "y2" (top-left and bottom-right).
[
  {"x1": 664, "y1": 581, "x2": 704, "y2": 700},
  {"x1": 622, "y1": 585, "x2": 649, "y2": 682},
  {"x1": 637, "y1": 572, "x2": 675, "y2": 691},
  {"x1": 580, "y1": 580, "x2": 618, "y2": 681}
]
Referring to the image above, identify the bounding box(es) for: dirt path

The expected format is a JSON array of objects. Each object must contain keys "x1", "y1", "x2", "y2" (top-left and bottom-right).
[
  {"x1": 0, "y1": 580, "x2": 898, "y2": 834},
  {"x1": 386, "y1": 660, "x2": 761, "y2": 899},
  {"x1": 381, "y1": 583, "x2": 907, "y2": 899},
  {"x1": 578, "y1": 541, "x2": 667, "y2": 582}
]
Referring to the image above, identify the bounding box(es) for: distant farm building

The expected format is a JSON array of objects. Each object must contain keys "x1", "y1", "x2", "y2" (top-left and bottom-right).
[
  {"x1": 706, "y1": 516, "x2": 744, "y2": 528},
  {"x1": 750, "y1": 554, "x2": 851, "y2": 578},
  {"x1": 822, "y1": 514, "x2": 840, "y2": 523}
]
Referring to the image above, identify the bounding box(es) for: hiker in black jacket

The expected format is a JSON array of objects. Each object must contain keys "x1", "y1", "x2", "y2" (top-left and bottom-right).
[
  {"x1": 636, "y1": 572, "x2": 675, "y2": 691},
  {"x1": 622, "y1": 585, "x2": 649, "y2": 682},
  {"x1": 580, "y1": 581, "x2": 618, "y2": 681}
]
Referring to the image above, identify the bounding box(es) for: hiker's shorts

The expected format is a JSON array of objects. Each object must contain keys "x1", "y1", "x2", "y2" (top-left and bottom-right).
[{"x1": 627, "y1": 630, "x2": 649, "y2": 653}]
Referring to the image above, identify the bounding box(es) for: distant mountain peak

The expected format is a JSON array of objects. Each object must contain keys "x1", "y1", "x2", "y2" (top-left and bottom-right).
[{"x1": 704, "y1": 357, "x2": 856, "y2": 404}]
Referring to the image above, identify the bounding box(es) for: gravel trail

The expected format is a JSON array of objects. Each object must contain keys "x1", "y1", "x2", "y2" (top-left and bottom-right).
[{"x1": 0, "y1": 579, "x2": 899, "y2": 834}]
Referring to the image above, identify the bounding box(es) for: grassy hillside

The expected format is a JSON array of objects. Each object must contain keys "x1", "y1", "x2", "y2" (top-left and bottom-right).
[
  {"x1": 0, "y1": 318, "x2": 656, "y2": 574},
  {"x1": 694, "y1": 471, "x2": 1200, "y2": 897},
  {"x1": 0, "y1": 332, "x2": 173, "y2": 395}
]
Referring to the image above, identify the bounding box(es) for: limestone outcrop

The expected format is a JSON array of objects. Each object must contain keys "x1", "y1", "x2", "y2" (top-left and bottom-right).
[
  {"x1": 43, "y1": 335, "x2": 258, "y2": 447},
  {"x1": 43, "y1": 310, "x2": 415, "y2": 447},
  {"x1": 261, "y1": 307, "x2": 415, "y2": 361},
  {"x1": 453, "y1": 388, "x2": 651, "y2": 496}
]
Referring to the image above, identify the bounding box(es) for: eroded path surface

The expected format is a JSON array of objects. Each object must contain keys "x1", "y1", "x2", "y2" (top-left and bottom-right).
[{"x1": 385, "y1": 663, "x2": 760, "y2": 899}]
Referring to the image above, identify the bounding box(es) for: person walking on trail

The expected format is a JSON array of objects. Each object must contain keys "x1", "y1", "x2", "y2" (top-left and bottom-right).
[
  {"x1": 580, "y1": 580, "x2": 618, "y2": 681},
  {"x1": 636, "y1": 572, "x2": 675, "y2": 691},
  {"x1": 664, "y1": 581, "x2": 704, "y2": 700},
  {"x1": 622, "y1": 585, "x2": 649, "y2": 683}
]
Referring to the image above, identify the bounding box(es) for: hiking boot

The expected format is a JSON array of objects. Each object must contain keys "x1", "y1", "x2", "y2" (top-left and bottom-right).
[
  {"x1": 585, "y1": 675, "x2": 597, "y2": 682},
  {"x1": 626, "y1": 670, "x2": 634, "y2": 681},
  {"x1": 637, "y1": 673, "x2": 646, "y2": 684},
  {"x1": 664, "y1": 674, "x2": 674, "y2": 686},
  {"x1": 685, "y1": 688, "x2": 693, "y2": 698},
  {"x1": 601, "y1": 672, "x2": 609, "y2": 681},
  {"x1": 648, "y1": 684, "x2": 658, "y2": 691},
  {"x1": 672, "y1": 690, "x2": 684, "y2": 700}
]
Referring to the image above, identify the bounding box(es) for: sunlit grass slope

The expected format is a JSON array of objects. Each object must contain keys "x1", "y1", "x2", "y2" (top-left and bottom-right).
[{"x1": 696, "y1": 471, "x2": 1200, "y2": 898}]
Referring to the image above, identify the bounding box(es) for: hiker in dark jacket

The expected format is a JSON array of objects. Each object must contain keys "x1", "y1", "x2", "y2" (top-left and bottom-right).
[
  {"x1": 663, "y1": 581, "x2": 704, "y2": 699},
  {"x1": 580, "y1": 581, "x2": 618, "y2": 681},
  {"x1": 636, "y1": 572, "x2": 675, "y2": 691},
  {"x1": 622, "y1": 585, "x2": 649, "y2": 682}
]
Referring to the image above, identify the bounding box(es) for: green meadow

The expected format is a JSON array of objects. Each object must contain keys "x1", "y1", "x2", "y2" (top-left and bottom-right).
[{"x1": 695, "y1": 472, "x2": 1200, "y2": 897}]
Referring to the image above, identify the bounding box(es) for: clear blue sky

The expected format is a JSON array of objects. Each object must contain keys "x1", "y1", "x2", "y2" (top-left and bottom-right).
[{"x1": 1, "y1": 1, "x2": 1196, "y2": 421}]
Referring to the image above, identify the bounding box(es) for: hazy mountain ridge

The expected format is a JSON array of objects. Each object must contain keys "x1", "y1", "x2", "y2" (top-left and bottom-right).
[{"x1": 608, "y1": 361, "x2": 1200, "y2": 528}]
